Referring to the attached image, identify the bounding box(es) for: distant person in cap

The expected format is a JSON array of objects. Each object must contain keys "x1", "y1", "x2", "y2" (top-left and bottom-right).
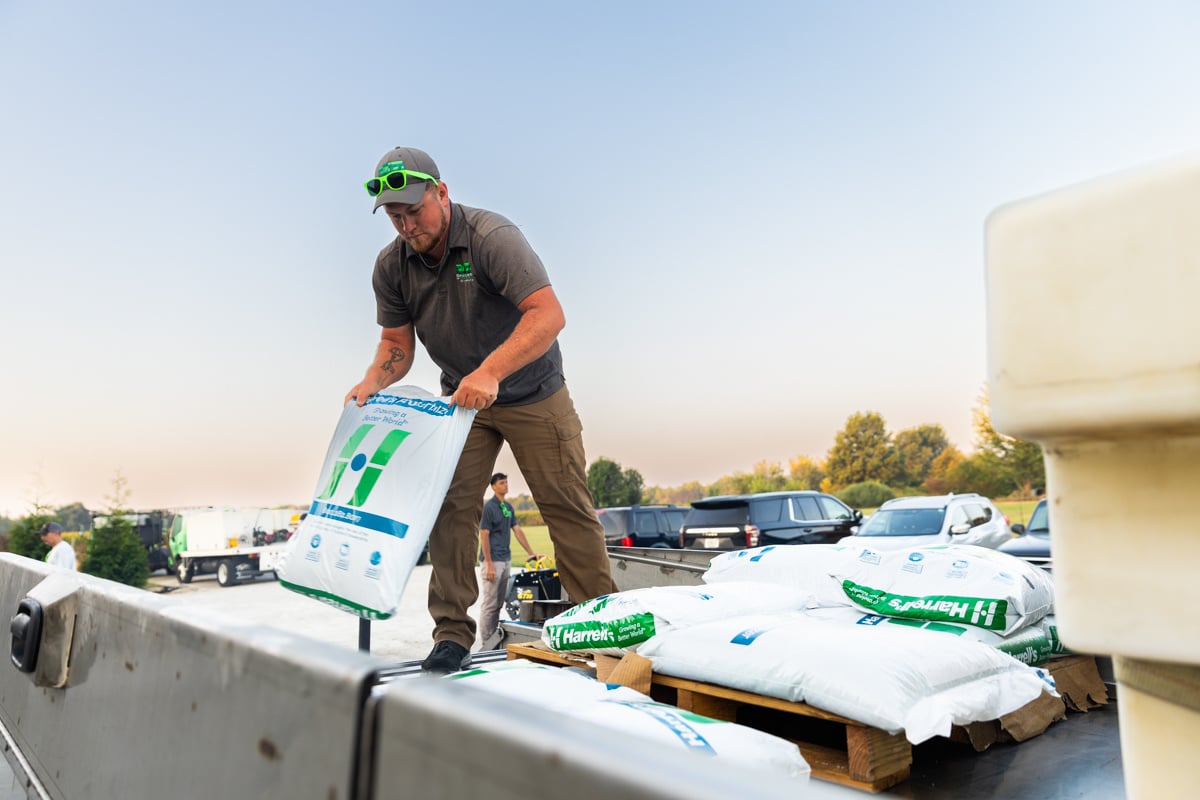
[
  {"x1": 345, "y1": 146, "x2": 617, "y2": 674},
  {"x1": 39, "y1": 523, "x2": 76, "y2": 571},
  {"x1": 476, "y1": 473, "x2": 540, "y2": 651}
]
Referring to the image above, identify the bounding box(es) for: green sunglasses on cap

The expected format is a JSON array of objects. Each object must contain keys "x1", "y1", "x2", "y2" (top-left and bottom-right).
[{"x1": 364, "y1": 169, "x2": 439, "y2": 197}]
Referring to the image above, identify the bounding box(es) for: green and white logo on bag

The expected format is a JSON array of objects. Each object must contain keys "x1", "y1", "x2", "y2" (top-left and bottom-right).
[
  {"x1": 317, "y1": 423, "x2": 411, "y2": 507},
  {"x1": 841, "y1": 579, "x2": 1009, "y2": 632},
  {"x1": 545, "y1": 612, "x2": 657, "y2": 651}
]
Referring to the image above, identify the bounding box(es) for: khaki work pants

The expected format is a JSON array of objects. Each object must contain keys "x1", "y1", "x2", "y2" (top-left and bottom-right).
[{"x1": 427, "y1": 386, "x2": 617, "y2": 649}]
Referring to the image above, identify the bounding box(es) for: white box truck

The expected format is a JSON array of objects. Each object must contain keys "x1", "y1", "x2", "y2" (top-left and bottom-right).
[{"x1": 168, "y1": 507, "x2": 300, "y2": 587}]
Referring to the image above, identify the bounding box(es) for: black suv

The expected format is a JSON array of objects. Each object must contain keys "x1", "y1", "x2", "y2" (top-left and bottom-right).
[
  {"x1": 597, "y1": 505, "x2": 689, "y2": 549},
  {"x1": 679, "y1": 491, "x2": 863, "y2": 550}
]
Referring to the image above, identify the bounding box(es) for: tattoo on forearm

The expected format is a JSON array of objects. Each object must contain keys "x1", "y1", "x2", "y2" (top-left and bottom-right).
[{"x1": 380, "y1": 347, "x2": 406, "y2": 374}]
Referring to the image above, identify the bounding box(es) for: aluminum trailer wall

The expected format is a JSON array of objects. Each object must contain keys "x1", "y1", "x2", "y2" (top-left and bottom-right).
[
  {"x1": 0, "y1": 554, "x2": 375, "y2": 799},
  {"x1": 0, "y1": 555, "x2": 849, "y2": 800}
]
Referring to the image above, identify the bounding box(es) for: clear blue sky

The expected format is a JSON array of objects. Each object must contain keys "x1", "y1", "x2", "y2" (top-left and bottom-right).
[{"x1": 3, "y1": 1, "x2": 1199, "y2": 516}]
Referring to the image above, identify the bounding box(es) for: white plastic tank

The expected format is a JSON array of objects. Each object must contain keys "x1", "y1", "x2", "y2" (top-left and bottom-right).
[{"x1": 986, "y1": 152, "x2": 1200, "y2": 799}]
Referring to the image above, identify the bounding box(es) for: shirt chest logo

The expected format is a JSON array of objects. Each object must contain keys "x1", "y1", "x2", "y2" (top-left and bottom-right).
[{"x1": 454, "y1": 261, "x2": 474, "y2": 283}]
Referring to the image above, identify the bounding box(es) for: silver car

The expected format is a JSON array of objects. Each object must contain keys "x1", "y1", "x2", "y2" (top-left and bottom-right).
[{"x1": 837, "y1": 493, "x2": 1010, "y2": 551}]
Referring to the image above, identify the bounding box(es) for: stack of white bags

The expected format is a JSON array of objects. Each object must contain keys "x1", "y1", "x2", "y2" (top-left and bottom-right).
[{"x1": 542, "y1": 543, "x2": 1060, "y2": 744}]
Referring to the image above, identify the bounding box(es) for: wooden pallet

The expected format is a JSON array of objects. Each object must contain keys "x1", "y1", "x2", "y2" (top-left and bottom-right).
[{"x1": 506, "y1": 642, "x2": 911, "y2": 792}]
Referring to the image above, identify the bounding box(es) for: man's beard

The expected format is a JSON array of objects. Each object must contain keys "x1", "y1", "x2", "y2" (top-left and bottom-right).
[{"x1": 405, "y1": 203, "x2": 449, "y2": 255}]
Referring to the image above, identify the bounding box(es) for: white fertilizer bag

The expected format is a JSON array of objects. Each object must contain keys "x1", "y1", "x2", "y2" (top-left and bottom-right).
[
  {"x1": 453, "y1": 660, "x2": 811, "y2": 781},
  {"x1": 702, "y1": 544, "x2": 871, "y2": 606},
  {"x1": 802, "y1": 606, "x2": 1057, "y2": 666},
  {"x1": 542, "y1": 582, "x2": 812, "y2": 656},
  {"x1": 832, "y1": 544, "x2": 1055, "y2": 635},
  {"x1": 278, "y1": 386, "x2": 475, "y2": 619},
  {"x1": 1041, "y1": 615, "x2": 1071, "y2": 657},
  {"x1": 450, "y1": 659, "x2": 648, "y2": 709},
  {"x1": 638, "y1": 611, "x2": 1057, "y2": 744}
]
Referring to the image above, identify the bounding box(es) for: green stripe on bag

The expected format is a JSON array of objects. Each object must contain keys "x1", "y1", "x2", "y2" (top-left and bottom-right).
[
  {"x1": 841, "y1": 579, "x2": 1010, "y2": 632},
  {"x1": 546, "y1": 613, "x2": 657, "y2": 650}
]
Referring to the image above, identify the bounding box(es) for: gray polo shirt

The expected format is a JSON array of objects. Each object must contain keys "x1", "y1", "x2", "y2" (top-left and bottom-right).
[{"x1": 372, "y1": 203, "x2": 565, "y2": 406}]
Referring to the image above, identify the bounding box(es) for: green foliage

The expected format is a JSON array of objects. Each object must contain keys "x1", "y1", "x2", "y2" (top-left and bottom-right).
[
  {"x1": 787, "y1": 456, "x2": 825, "y2": 490},
  {"x1": 83, "y1": 514, "x2": 149, "y2": 587},
  {"x1": 7, "y1": 514, "x2": 54, "y2": 560},
  {"x1": 587, "y1": 457, "x2": 644, "y2": 506},
  {"x1": 718, "y1": 461, "x2": 788, "y2": 495},
  {"x1": 892, "y1": 424, "x2": 950, "y2": 488},
  {"x1": 826, "y1": 411, "x2": 895, "y2": 489},
  {"x1": 82, "y1": 473, "x2": 148, "y2": 587},
  {"x1": 973, "y1": 386, "x2": 1046, "y2": 496},
  {"x1": 943, "y1": 453, "x2": 1016, "y2": 498},
  {"x1": 838, "y1": 480, "x2": 896, "y2": 509},
  {"x1": 923, "y1": 446, "x2": 965, "y2": 494},
  {"x1": 642, "y1": 482, "x2": 705, "y2": 505}
]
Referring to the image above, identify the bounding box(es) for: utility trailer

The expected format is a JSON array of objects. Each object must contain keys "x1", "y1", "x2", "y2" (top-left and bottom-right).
[
  {"x1": 168, "y1": 507, "x2": 300, "y2": 587},
  {"x1": 0, "y1": 552, "x2": 1124, "y2": 799}
]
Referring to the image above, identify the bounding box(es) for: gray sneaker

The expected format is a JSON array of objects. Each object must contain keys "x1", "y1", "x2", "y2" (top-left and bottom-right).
[
  {"x1": 479, "y1": 628, "x2": 507, "y2": 652},
  {"x1": 421, "y1": 640, "x2": 471, "y2": 674}
]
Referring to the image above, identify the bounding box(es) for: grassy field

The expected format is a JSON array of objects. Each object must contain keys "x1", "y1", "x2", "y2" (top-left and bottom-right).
[
  {"x1": 509, "y1": 525, "x2": 553, "y2": 565},
  {"x1": 995, "y1": 499, "x2": 1040, "y2": 527}
]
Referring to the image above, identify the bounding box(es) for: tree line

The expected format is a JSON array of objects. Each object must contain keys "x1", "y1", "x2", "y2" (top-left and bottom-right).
[{"x1": 585, "y1": 386, "x2": 1046, "y2": 509}]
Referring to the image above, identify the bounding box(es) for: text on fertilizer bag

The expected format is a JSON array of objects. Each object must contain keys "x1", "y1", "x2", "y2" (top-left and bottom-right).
[
  {"x1": 365, "y1": 394, "x2": 454, "y2": 416},
  {"x1": 309, "y1": 502, "x2": 411, "y2": 539}
]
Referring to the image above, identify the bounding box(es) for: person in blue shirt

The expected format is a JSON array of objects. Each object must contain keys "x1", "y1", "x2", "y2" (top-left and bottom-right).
[{"x1": 477, "y1": 473, "x2": 539, "y2": 650}]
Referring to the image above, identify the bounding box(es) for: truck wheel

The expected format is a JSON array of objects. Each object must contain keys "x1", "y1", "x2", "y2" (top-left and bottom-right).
[
  {"x1": 216, "y1": 561, "x2": 237, "y2": 587},
  {"x1": 176, "y1": 559, "x2": 194, "y2": 584}
]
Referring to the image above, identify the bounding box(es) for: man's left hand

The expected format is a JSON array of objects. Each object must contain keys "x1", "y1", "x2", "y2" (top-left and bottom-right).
[{"x1": 452, "y1": 369, "x2": 500, "y2": 410}]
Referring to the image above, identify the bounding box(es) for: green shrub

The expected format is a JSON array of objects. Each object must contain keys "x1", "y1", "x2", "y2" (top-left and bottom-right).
[
  {"x1": 83, "y1": 515, "x2": 148, "y2": 587},
  {"x1": 838, "y1": 481, "x2": 896, "y2": 509},
  {"x1": 7, "y1": 515, "x2": 54, "y2": 561}
]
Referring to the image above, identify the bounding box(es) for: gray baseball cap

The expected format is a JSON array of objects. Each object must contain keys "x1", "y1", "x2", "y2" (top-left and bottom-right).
[
  {"x1": 370, "y1": 146, "x2": 441, "y2": 212},
  {"x1": 39, "y1": 522, "x2": 62, "y2": 536}
]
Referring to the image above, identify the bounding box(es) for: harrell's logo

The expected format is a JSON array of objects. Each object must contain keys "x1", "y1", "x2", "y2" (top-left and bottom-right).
[
  {"x1": 317, "y1": 424, "x2": 411, "y2": 507},
  {"x1": 454, "y1": 261, "x2": 474, "y2": 282}
]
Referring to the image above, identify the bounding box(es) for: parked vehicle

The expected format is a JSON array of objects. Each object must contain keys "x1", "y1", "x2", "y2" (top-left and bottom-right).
[
  {"x1": 838, "y1": 493, "x2": 1009, "y2": 551},
  {"x1": 598, "y1": 504, "x2": 688, "y2": 548},
  {"x1": 679, "y1": 491, "x2": 862, "y2": 551},
  {"x1": 999, "y1": 497, "x2": 1051, "y2": 571},
  {"x1": 91, "y1": 511, "x2": 173, "y2": 575},
  {"x1": 169, "y1": 507, "x2": 301, "y2": 587}
]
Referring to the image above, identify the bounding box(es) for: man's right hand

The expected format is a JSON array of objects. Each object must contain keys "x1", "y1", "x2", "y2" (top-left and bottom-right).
[{"x1": 344, "y1": 381, "x2": 379, "y2": 407}]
